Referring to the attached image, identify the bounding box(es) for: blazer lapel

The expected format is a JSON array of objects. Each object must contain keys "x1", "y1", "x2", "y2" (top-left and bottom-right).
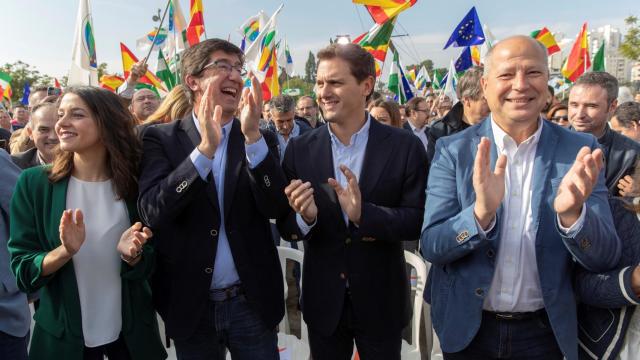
[
  {"x1": 51, "y1": 177, "x2": 83, "y2": 337},
  {"x1": 359, "y1": 119, "x2": 393, "y2": 199},
  {"x1": 224, "y1": 120, "x2": 244, "y2": 219},
  {"x1": 179, "y1": 114, "x2": 220, "y2": 213},
  {"x1": 531, "y1": 121, "x2": 558, "y2": 237}
]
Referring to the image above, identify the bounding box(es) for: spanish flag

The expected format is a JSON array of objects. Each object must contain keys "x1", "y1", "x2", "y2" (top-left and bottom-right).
[
  {"x1": 530, "y1": 27, "x2": 560, "y2": 56},
  {"x1": 562, "y1": 23, "x2": 591, "y2": 82},
  {"x1": 99, "y1": 74, "x2": 125, "y2": 93},
  {"x1": 120, "y1": 43, "x2": 166, "y2": 91},
  {"x1": 353, "y1": 0, "x2": 417, "y2": 25},
  {"x1": 186, "y1": 0, "x2": 205, "y2": 46}
]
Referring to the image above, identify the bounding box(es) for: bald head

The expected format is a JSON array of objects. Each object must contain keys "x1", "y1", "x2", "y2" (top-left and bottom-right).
[{"x1": 483, "y1": 35, "x2": 548, "y2": 78}]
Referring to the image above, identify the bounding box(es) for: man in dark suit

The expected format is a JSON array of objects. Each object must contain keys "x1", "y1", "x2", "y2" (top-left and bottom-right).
[
  {"x1": 278, "y1": 43, "x2": 428, "y2": 360},
  {"x1": 138, "y1": 39, "x2": 288, "y2": 360},
  {"x1": 11, "y1": 103, "x2": 58, "y2": 169},
  {"x1": 402, "y1": 96, "x2": 430, "y2": 154}
]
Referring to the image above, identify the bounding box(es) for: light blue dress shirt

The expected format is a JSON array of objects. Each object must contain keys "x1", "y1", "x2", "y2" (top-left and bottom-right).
[
  {"x1": 276, "y1": 122, "x2": 300, "y2": 164},
  {"x1": 189, "y1": 114, "x2": 269, "y2": 289},
  {"x1": 297, "y1": 116, "x2": 371, "y2": 233}
]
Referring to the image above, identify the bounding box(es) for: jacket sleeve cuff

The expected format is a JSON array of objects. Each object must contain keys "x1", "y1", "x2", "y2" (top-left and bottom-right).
[
  {"x1": 245, "y1": 137, "x2": 268, "y2": 169},
  {"x1": 556, "y1": 204, "x2": 586, "y2": 236},
  {"x1": 621, "y1": 266, "x2": 640, "y2": 305}
]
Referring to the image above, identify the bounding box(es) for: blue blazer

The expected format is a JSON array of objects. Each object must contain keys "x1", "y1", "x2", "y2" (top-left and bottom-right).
[{"x1": 420, "y1": 119, "x2": 621, "y2": 360}]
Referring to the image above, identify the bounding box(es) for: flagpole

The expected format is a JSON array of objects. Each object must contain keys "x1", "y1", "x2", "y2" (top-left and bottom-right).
[{"x1": 143, "y1": 0, "x2": 172, "y2": 65}]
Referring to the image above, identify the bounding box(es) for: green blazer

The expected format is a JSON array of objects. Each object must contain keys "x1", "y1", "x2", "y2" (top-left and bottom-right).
[{"x1": 8, "y1": 166, "x2": 167, "y2": 360}]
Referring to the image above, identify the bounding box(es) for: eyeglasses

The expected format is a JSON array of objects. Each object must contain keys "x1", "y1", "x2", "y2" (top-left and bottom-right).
[
  {"x1": 414, "y1": 108, "x2": 430, "y2": 113},
  {"x1": 201, "y1": 60, "x2": 247, "y2": 77},
  {"x1": 551, "y1": 115, "x2": 568, "y2": 121}
]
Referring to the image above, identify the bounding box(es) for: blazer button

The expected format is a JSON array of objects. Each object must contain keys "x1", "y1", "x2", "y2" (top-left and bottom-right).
[
  {"x1": 345, "y1": 237, "x2": 352, "y2": 245},
  {"x1": 204, "y1": 267, "x2": 213, "y2": 274},
  {"x1": 475, "y1": 288, "x2": 484, "y2": 297},
  {"x1": 340, "y1": 272, "x2": 346, "y2": 280},
  {"x1": 210, "y1": 229, "x2": 218, "y2": 237},
  {"x1": 486, "y1": 249, "x2": 495, "y2": 258}
]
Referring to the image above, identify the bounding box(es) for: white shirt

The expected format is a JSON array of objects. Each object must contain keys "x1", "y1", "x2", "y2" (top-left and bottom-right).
[
  {"x1": 407, "y1": 120, "x2": 429, "y2": 152},
  {"x1": 67, "y1": 177, "x2": 129, "y2": 347},
  {"x1": 482, "y1": 117, "x2": 585, "y2": 312}
]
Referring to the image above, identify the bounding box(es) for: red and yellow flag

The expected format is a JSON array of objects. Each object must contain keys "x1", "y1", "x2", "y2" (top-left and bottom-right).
[
  {"x1": 470, "y1": 46, "x2": 481, "y2": 65},
  {"x1": 562, "y1": 23, "x2": 591, "y2": 82},
  {"x1": 353, "y1": 0, "x2": 417, "y2": 24},
  {"x1": 531, "y1": 27, "x2": 560, "y2": 56},
  {"x1": 353, "y1": 17, "x2": 396, "y2": 77},
  {"x1": 100, "y1": 75, "x2": 125, "y2": 93},
  {"x1": 261, "y1": 47, "x2": 280, "y2": 101},
  {"x1": 186, "y1": 0, "x2": 205, "y2": 46},
  {"x1": 120, "y1": 43, "x2": 166, "y2": 91}
]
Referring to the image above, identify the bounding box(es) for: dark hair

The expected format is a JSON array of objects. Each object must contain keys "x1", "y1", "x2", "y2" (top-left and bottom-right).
[
  {"x1": 546, "y1": 103, "x2": 567, "y2": 120},
  {"x1": 49, "y1": 87, "x2": 141, "y2": 200},
  {"x1": 405, "y1": 97, "x2": 426, "y2": 117},
  {"x1": 613, "y1": 101, "x2": 640, "y2": 128},
  {"x1": 180, "y1": 38, "x2": 245, "y2": 105},
  {"x1": 368, "y1": 99, "x2": 402, "y2": 128},
  {"x1": 547, "y1": 85, "x2": 555, "y2": 97},
  {"x1": 573, "y1": 71, "x2": 619, "y2": 106},
  {"x1": 316, "y1": 43, "x2": 375, "y2": 99}
]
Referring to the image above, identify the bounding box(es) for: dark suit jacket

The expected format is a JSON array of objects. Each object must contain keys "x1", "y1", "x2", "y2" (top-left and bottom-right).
[
  {"x1": 597, "y1": 125, "x2": 640, "y2": 196},
  {"x1": 11, "y1": 147, "x2": 40, "y2": 170},
  {"x1": 277, "y1": 119, "x2": 428, "y2": 337},
  {"x1": 138, "y1": 114, "x2": 288, "y2": 341}
]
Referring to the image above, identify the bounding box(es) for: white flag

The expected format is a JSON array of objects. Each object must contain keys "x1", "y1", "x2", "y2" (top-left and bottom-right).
[
  {"x1": 442, "y1": 60, "x2": 459, "y2": 104},
  {"x1": 68, "y1": 0, "x2": 99, "y2": 86},
  {"x1": 244, "y1": 4, "x2": 284, "y2": 83}
]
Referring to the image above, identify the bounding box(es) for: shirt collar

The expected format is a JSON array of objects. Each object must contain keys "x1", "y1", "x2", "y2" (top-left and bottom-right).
[
  {"x1": 490, "y1": 115, "x2": 543, "y2": 152},
  {"x1": 327, "y1": 114, "x2": 371, "y2": 147},
  {"x1": 407, "y1": 119, "x2": 426, "y2": 133},
  {"x1": 192, "y1": 110, "x2": 233, "y2": 138}
]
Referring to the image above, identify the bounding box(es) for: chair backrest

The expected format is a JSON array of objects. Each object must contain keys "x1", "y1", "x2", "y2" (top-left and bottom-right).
[
  {"x1": 404, "y1": 250, "x2": 429, "y2": 352},
  {"x1": 276, "y1": 246, "x2": 308, "y2": 343}
]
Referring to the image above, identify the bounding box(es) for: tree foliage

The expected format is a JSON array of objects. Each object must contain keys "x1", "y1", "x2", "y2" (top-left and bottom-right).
[
  {"x1": 304, "y1": 51, "x2": 317, "y2": 84},
  {"x1": 620, "y1": 15, "x2": 640, "y2": 62},
  {"x1": 1, "y1": 61, "x2": 54, "y2": 102},
  {"x1": 405, "y1": 59, "x2": 434, "y2": 74}
]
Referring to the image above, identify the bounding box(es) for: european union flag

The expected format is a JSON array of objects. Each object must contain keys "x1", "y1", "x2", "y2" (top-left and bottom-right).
[
  {"x1": 443, "y1": 7, "x2": 485, "y2": 49},
  {"x1": 21, "y1": 82, "x2": 30, "y2": 106},
  {"x1": 455, "y1": 47, "x2": 473, "y2": 74}
]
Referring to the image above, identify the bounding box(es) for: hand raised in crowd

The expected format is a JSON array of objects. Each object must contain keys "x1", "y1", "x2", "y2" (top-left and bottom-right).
[
  {"x1": 617, "y1": 175, "x2": 639, "y2": 197},
  {"x1": 239, "y1": 72, "x2": 263, "y2": 144},
  {"x1": 554, "y1": 147, "x2": 604, "y2": 228},
  {"x1": 127, "y1": 60, "x2": 148, "y2": 86},
  {"x1": 285, "y1": 180, "x2": 318, "y2": 224},
  {"x1": 117, "y1": 222, "x2": 152, "y2": 266},
  {"x1": 196, "y1": 83, "x2": 223, "y2": 159},
  {"x1": 328, "y1": 165, "x2": 362, "y2": 225},
  {"x1": 473, "y1": 137, "x2": 507, "y2": 230},
  {"x1": 59, "y1": 209, "x2": 85, "y2": 257}
]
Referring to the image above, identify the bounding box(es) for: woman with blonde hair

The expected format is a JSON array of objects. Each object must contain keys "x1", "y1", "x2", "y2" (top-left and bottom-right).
[{"x1": 9, "y1": 87, "x2": 166, "y2": 360}]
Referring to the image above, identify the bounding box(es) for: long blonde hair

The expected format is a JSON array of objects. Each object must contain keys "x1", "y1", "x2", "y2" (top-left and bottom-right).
[{"x1": 144, "y1": 85, "x2": 192, "y2": 125}]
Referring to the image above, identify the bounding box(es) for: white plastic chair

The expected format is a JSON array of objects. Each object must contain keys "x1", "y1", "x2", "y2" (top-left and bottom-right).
[
  {"x1": 398, "y1": 250, "x2": 427, "y2": 359},
  {"x1": 276, "y1": 246, "x2": 310, "y2": 359},
  {"x1": 420, "y1": 258, "x2": 443, "y2": 360}
]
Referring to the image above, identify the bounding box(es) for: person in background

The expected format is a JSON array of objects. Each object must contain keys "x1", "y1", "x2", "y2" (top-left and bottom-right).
[
  {"x1": 137, "y1": 85, "x2": 191, "y2": 138},
  {"x1": 8, "y1": 87, "x2": 166, "y2": 360},
  {"x1": 11, "y1": 102, "x2": 59, "y2": 169},
  {"x1": 547, "y1": 103, "x2": 570, "y2": 128},
  {"x1": 610, "y1": 101, "x2": 640, "y2": 142},
  {"x1": 368, "y1": 98, "x2": 402, "y2": 128},
  {"x1": 0, "y1": 150, "x2": 30, "y2": 360}
]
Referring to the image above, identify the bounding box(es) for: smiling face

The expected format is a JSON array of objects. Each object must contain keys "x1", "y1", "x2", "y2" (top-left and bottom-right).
[
  {"x1": 130, "y1": 88, "x2": 160, "y2": 121},
  {"x1": 568, "y1": 84, "x2": 614, "y2": 137},
  {"x1": 28, "y1": 105, "x2": 59, "y2": 163},
  {"x1": 55, "y1": 93, "x2": 103, "y2": 155},
  {"x1": 315, "y1": 57, "x2": 373, "y2": 125},
  {"x1": 481, "y1": 36, "x2": 549, "y2": 128},
  {"x1": 186, "y1": 50, "x2": 244, "y2": 121}
]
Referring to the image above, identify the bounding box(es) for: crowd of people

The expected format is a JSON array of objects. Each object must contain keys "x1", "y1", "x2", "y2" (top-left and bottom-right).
[{"x1": 1, "y1": 34, "x2": 640, "y2": 360}]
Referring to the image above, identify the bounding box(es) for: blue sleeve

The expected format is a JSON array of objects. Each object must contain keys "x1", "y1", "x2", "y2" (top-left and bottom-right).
[
  {"x1": 245, "y1": 136, "x2": 268, "y2": 169},
  {"x1": 189, "y1": 148, "x2": 212, "y2": 180}
]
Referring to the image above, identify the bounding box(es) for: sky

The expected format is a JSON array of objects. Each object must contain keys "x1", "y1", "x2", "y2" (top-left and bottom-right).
[{"x1": 1, "y1": 0, "x2": 638, "y2": 82}]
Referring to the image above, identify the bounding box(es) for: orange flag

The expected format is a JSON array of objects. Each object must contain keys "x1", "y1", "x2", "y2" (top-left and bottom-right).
[
  {"x1": 186, "y1": 0, "x2": 205, "y2": 46},
  {"x1": 353, "y1": 0, "x2": 417, "y2": 24},
  {"x1": 562, "y1": 23, "x2": 591, "y2": 82},
  {"x1": 119, "y1": 43, "x2": 166, "y2": 91}
]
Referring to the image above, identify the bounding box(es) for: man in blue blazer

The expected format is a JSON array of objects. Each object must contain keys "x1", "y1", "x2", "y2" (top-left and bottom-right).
[{"x1": 421, "y1": 36, "x2": 621, "y2": 360}]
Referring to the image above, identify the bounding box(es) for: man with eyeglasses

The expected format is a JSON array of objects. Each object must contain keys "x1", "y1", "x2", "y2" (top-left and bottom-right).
[
  {"x1": 296, "y1": 95, "x2": 324, "y2": 128},
  {"x1": 138, "y1": 38, "x2": 288, "y2": 360},
  {"x1": 129, "y1": 88, "x2": 160, "y2": 124},
  {"x1": 403, "y1": 96, "x2": 430, "y2": 152}
]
